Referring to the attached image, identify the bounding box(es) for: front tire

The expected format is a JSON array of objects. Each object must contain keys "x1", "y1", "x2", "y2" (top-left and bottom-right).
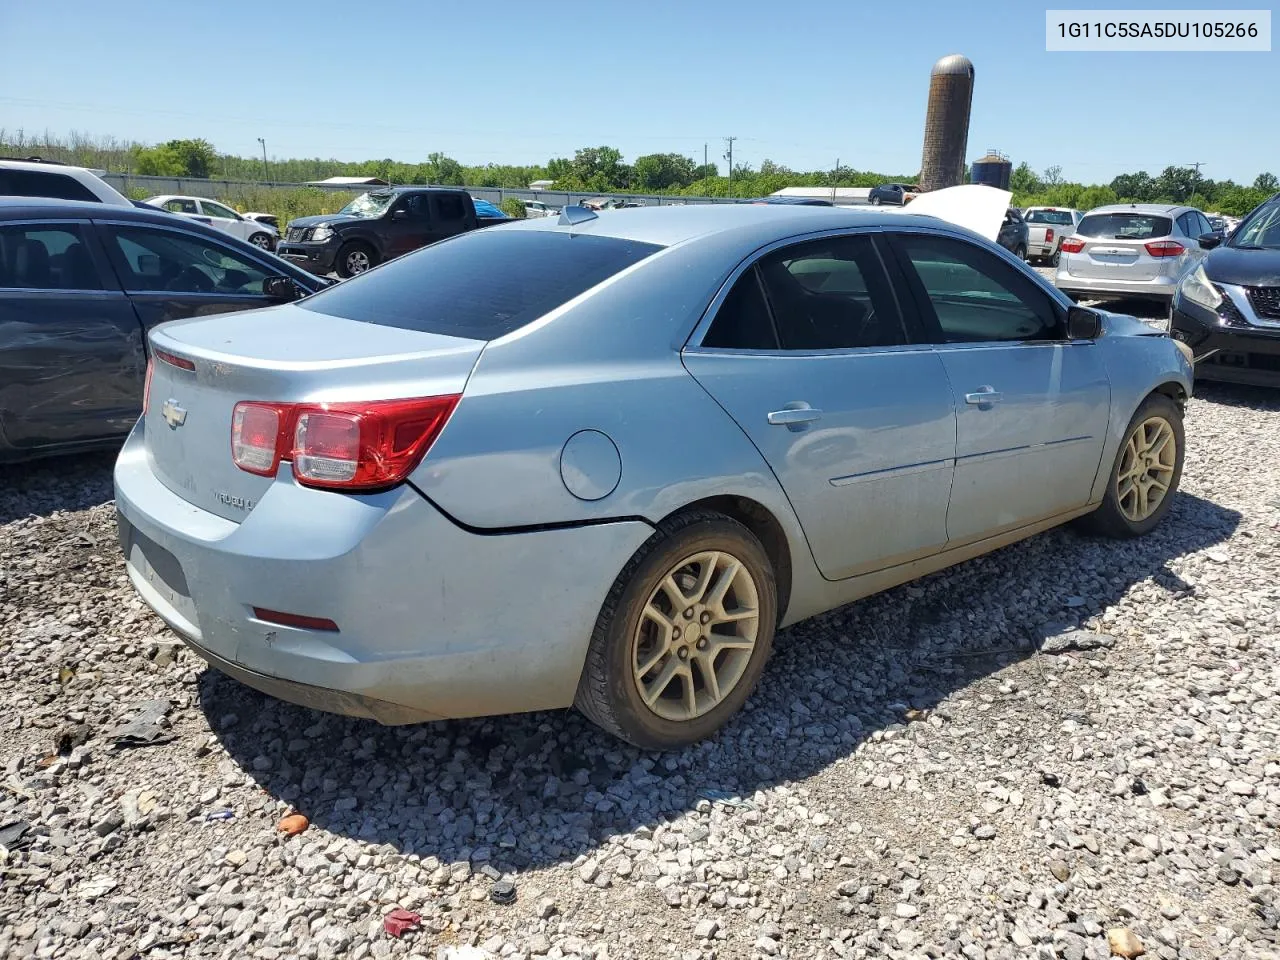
[
  {"x1": 1014, "y1": 243, "x2": 1028, "y2": 261},
  {"x1": 248, "y1": 232, "x2": 273, "y2": 250},
  {"x1": 870, "y1": 195, "x2": 881, "y2": 205},
  {"x1": 336, "y1": 241, "x2": 377, "y2": 278},
  {"x1": 575, "y1": 510, "x2": 777, "y2": 750},
  {"x1": 1079, "y1": 393, "x2": 1184, "y2": 538}
]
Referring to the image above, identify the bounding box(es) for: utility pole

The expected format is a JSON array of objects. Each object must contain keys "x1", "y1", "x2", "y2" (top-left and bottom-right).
[
  {"x1": 724, "y1": 137, "x2": 736, "y2": 194},
  {"x1": 703, "y1": 142, "x2": 707, "y2": 177},
  {"x1": 833, "y1": 157, "x2": 839, "y2": 203},
  {"x1": 257, "y1": 138, "x2": 268, "y2": 182}
]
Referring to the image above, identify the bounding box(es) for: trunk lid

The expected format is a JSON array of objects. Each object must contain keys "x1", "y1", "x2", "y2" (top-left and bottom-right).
[
  {"x1": 1065, "y1": 211, "x2": 1174, "y2": 281},
  {"x1": 145, "y1": 304, "x2": 483, "y2": 521}
]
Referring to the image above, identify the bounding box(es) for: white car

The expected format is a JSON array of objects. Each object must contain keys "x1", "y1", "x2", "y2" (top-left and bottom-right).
[
  {"x1": 0, "y1": 157, "x2": 133, "y2": 206},
  {"x1": 523, "y1": 200, "x2": 559, "y2": 218},
  {"x1": 145, "y1": 195, "x2": 278, "y2": 249}
]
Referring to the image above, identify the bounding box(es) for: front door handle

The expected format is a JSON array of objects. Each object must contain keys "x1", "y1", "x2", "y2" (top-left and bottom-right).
[
  {"x1": 767, "y1": 406, "x2": 823, "y2": 427},
  {"x1": 965, "y1": 386, "x2": 1003, "y2": 406}
]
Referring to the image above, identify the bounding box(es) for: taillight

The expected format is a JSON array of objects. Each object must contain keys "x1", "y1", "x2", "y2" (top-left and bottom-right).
[
  {"x1": 1060, "y1": 237, "x2": 1085, "y2": 254},
  {"x1": 231, "y1": 402, "x2": 289, "y2": 477},
  {"x1": 142, "y1": 357, "x2": 154, "y2": 415},
  {"x1": 1045, "y1": 228, "x2": 1054, "y2": 243},
  {"x1": 230, "y1": 396, "x2": 459, "y2": 491},
  {"x1": 154, "y1": 348, "x2": 195, "y2": 371},
  {"x1": 1144, "y1": 240, "x2": 1185, "y2": 258}
]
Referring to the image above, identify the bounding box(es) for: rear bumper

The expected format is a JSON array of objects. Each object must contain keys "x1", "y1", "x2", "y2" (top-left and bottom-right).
[
  {"x1": 113, "y1": 425, "x2": 653, "y2": 724},
  {"x1": 1055, "y1": 270, "x2": 1178, "y2": 302},
  {"x1": 1172, "y1": 301, "x2": 1280, "y2": 387}
]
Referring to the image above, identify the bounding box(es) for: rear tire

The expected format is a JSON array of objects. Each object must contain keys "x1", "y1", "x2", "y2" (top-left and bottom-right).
[
  {"x1": 1078, "y1": 393, "x2": 1183, "y2": 538},
  {"x1": 336, "y1": 241, "x2": 377, "y2": 278},
  {"x1": 575, "y1": 510, "x2": 777, "y2": 750},
  {"x1": 870, "y1": 196, "x2": 881, "y2": 206},
  {"x1": 1047, "y1": 248, "x2": 1061, "y2": 268},
  {"x1": 1014, "y1": 244, "x2": 1028, "y2": 261}
]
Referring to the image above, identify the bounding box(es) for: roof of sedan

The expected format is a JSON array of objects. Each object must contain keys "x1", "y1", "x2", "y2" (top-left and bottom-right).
[
  {"x1": 508, "y1": 203, "x2": 946, "y2": 247},
  {"x1": 0, "y1": 196, "x2": 192, "y2": 224}
]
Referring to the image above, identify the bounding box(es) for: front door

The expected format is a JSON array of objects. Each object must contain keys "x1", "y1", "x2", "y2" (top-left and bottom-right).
[
  {"x1": 0, "y1": 220, "x2": 145, "y2": 451},
  {"x1": 96, "y1": 221, "x2": 284, "y2": 332},
  {"x1": 385, "y1": 194, "x2": 433, "y2": 260},
  {"x1": 682, "y1": 233, "x2": 958, "y2": 581},
  {"x1": 888, "y1": 231, "x2": 1111, "y2": 545}
]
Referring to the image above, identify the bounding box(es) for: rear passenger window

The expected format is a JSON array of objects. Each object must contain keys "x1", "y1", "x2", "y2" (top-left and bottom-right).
[
  {"x1": 894, "y1": 233, "x2": 1060, "y2": 343},
  {"x1": 0, "y1": 224, "x2": 106, "y2": 290},
  {"x1": 703, "y1": 270, "x2": 777, "y2": 349},
  {"x1": 433, "y1": 194, "x2": 466, "y2": 221},
  {"x1": 0, "y1": 170, "x2": 99, "y2": 203},
  {"x1": 757, "y1": 236, "x2": 906, "y2": 350}
]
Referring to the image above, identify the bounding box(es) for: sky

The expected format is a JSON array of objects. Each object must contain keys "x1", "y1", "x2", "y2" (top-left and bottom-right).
[{"x1": 1, "y1": 0, "x2": 1275, "y2": 184}]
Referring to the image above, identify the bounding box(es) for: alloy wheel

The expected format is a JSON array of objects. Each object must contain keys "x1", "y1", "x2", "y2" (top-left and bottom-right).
[
  {"x1": 250, "y1": 234, "x2": 272, "y2": 249},
  {"x1": 631, "y1": 550, "x2": 759, "y2": 722},
  {"x1": 1116, "y1": 417, "x2": 1177, "y2": 522},
  {"x1": 346, "y1": 250, "x2": 371, "y2": 274}
]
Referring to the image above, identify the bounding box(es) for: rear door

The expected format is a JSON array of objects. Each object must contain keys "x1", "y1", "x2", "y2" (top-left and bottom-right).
[
  {"x1": 431, "y1": 193, "x2": 473, "y2": 241},
  {"x1": 681, "y1": 231, "x2": 957, "y2": 581},
  {"x1": 96, "y1": 221, "x2": 287, "y2": 331},
  {"x1": 1063, "y1": 210, "x2": 1174, "y2": 281},
  {"x1": 0, "y1": 219, "x2": 145, "y2": 450},
  {"x1": 887, "y1": 230, "x2": 1110, "y2": 544}
]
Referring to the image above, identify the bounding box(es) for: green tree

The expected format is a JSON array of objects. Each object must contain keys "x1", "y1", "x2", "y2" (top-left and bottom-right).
[
  {"x1": 1076, "y1": 185, "x2": 1118, "y2": 210},
  {"x1": 1154, "y1": 166, "x2": 1199, "y2": 202},
  {"x1": 423, "y1": 152, "x2": 464, "y2": 185},
  {"x1": 631, "y1": 153, "x2": 696, "y2": 192},
  {"x1": 1255, "y1": 172, "x2": 1279, "y2": 193},
  {"x1": 1010, "y1": 162, "x2": 1042, "y2": 194},
  {"x1": 1042, "y1": 164, "x2": 1064, "y2": 187},
  {"x1": 1110, "y1": 171, "x2": 1155, "y2": 202}
]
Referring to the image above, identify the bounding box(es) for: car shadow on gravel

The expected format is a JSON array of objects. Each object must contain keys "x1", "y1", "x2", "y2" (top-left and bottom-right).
[
  {"x1": 0, "y1": 452, "x2": 116, "y2": 525},
  {"x1": 1193, "y1": 380, "x2": 1280, "y2": 412},
  {"x1": 198, "y1": 489, "x2": 1239, "y2": 875}
]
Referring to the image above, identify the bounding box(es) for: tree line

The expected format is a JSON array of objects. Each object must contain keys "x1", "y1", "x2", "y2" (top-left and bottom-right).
[{"x1": 2, "y1": 129, "x2": 1275, "y2": 216}]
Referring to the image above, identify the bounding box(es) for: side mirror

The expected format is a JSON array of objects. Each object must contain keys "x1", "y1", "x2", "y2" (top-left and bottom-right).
[
  {"x1": 1067, "y1": 305, "x2": 1102, "y2": 340},
  {"x1": 391, "y1": 209, "x2": 408, "y2": 221},
  {"x1": 262, "y1": 276, "x2": 301, "y2": 302},
  {"x1": 1197, "y1": 232, "x2": 1222, "y2": 250}
]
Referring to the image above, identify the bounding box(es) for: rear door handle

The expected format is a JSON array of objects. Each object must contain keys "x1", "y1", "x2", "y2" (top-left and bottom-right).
[
  {"x1": 767, "y1": 406, "x2": 823, "y2": 426},
  {"x1": 965, "y1": 387, "x2": 1003, "y2": 405}
]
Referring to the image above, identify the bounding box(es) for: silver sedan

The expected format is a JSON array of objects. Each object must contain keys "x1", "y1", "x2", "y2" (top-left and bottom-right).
[{"x1": 115, "y1": 204, "x2": 1193, "y2": 749}]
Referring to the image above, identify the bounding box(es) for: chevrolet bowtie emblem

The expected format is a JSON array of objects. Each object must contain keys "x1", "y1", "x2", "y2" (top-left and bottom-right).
[{"x1": 161, "y1": 398, "x2": 187, "y2": 428}]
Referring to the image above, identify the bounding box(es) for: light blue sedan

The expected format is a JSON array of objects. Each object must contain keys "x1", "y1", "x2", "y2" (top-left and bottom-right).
[{"x1": 114, "y1": 204, "x2": 1193, "y2": 749}]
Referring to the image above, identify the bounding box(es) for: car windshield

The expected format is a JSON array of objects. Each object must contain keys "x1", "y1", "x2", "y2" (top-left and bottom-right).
[
  {"x1": 299, "y1": 229, "x2": 663, "y2": 340},
  {"x1": 1025, "y1": 210, "x2": 1075, "y2": 225},
  {"x1": 1076, "y1": 212, "x2": 1172, "y2": 240},
  {"x1": 338, "y1": 191, "x2": 394, "y2": 217},
  {"x1": 1228, "y1": 200, "x2": 1280, "y2": 249}
]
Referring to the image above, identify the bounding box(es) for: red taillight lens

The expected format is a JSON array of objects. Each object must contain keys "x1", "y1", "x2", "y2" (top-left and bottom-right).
[
  {"x1": 292, "y1": 396, "x2": 460, "y2": 490},
  {"x1": 231, "y1": 402, "x2": 288, "y2": 476},
  {"x1": 1045, "y1": 228, "x2": 1054, "y2": 243},
  {"x1": 1060, "y1": 237, "x2": 1085, "y2": 254},
  {"x1": 1144, "y1": 240, "x2": 1185, "y2": 258},
  {"x1": 230, "y1": 395, "x2": 460, "y2": 490},
  {"x1": 251, "y1": 607, "x2": 339, "y2": 632},
  {"x1": 142, "y1": 357, "x2": 154, "y2": 415},
  {"x1": 154, "y1": 348, "x2": 195, "y2": 371}
]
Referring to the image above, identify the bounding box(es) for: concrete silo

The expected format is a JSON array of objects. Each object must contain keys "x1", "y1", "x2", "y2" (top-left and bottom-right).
[{"x1": 918, "y1": 54, "x2": 974, "y2": 193}]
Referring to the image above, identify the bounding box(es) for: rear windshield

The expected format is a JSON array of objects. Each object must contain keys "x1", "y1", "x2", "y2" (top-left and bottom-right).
[
  {"x1": 299, "y1": 229, "x2": 663, "y2": 340},
  {"x1": 1076, "y1": 212, "x2": 1172, "y2": 241},
  {"x1": 1025, "y1": 210, "x2": 1075, "y2": 225}
]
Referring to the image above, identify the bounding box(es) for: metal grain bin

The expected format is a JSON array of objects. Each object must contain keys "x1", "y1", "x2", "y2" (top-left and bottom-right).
[
  {"x1": 918, "y1": 54, "x2": 974, "y2": 193},
  {"x1": 971, "y1": 150, "x2": 1012, "y2": 190}
]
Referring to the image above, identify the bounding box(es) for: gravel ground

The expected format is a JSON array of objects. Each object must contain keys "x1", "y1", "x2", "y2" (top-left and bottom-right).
[{"x1": 3, "y1": 380, "x2": 1280, "y2": 960}]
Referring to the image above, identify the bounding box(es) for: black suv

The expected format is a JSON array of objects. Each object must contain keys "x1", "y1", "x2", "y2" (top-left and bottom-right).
[
  {"x1": 278, "y1": 186, "x2": 509, "y2": 278},
  {"x1": 1172, "y1": 192, "x2": 1280, "y2": 387}
]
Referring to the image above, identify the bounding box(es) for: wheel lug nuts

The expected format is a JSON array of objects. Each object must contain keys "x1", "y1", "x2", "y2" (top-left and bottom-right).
[
  {"x1": 700, "y1": 612, "x2": 712, "y2": 624},
  {"x1": 672, "y1": 628, "x2": 681, "y2": 640},
  {"x1": 678, "y1": 647, "x2": 689, "y2": 659},
  {"x1": 696, "y1": 638, "x2": 708, "y2": 650},
  {"x1": 684, "y1": 608, "x2": 695, "y2": 619}
]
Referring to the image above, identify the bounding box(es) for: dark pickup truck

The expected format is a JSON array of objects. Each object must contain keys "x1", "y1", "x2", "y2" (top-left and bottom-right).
[{"x1": 278, "y1": 186, "x2": 510, "y2": 278}]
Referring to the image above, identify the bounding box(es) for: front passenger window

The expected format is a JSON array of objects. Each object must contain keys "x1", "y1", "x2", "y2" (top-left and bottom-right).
[
  {"x1": 894, "y1": 233, "x2": 1061, "y2": 343},
  {"x1": 105, "y1": 226, "x2": 271, "y2": 295}
]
